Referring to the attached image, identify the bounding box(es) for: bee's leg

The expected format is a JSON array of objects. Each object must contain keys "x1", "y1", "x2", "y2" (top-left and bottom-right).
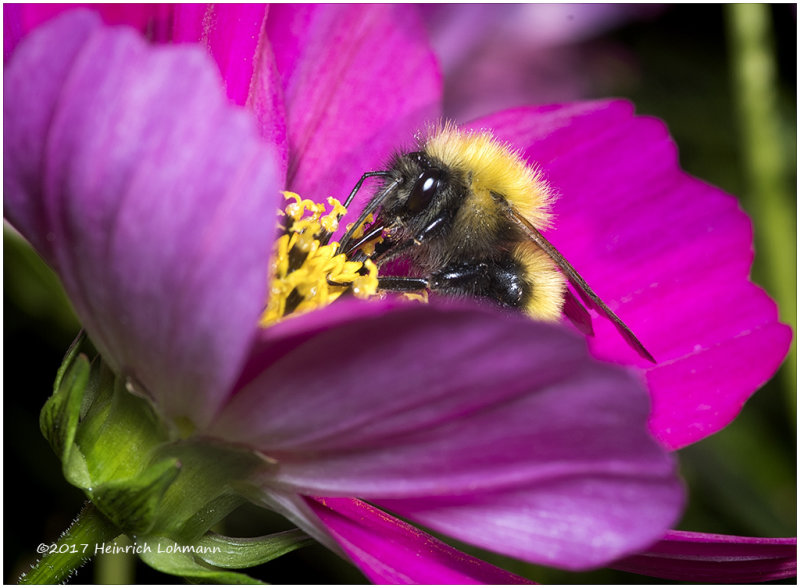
[
  {"x1": 429, "y1": 258, "x2": 528, "y2": 310},
  {"x1": 360, "y1": 259, "x2": 528, "y2": 306},
  {"x1": 326, "y1": 276, "x2": 429, "y2": 293},
  {"x1": 377, "y1": 276, "x2": 430, "y2": 293}
]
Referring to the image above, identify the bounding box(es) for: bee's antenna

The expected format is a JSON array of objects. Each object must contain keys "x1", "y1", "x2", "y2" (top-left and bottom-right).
[
  {"x1": 316, "y1": 171, "x2": 390, "y2": 247},
  {"x1": 343, "y1": 171, "x2": 391, "y2": 208}
]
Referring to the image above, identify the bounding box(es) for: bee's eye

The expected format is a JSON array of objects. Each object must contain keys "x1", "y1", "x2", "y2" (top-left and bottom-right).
[{"x1": 407, "y1": 169, "x2": 445, "y2": 213}]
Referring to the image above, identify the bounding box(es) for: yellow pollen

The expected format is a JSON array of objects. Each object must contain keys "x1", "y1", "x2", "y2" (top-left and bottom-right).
[{"x1": 260, "y1": 192, "x2": 380, "y2": 327}]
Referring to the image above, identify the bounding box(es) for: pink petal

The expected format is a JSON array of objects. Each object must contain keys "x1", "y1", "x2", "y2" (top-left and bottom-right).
[
  {"x1": 135, "y1": 3, "x2": 287, "y2": 161},
  {"x1": 467, "y1": 101, "x2": 792, "y2": 449},
  {"x1": 183, "y1": 4, "x2": 267, "y2": 107},
  {"x1": 230, "y1": 297, "x2": 410, "y2": 393},
  {"x1": 3, "y1": 4, "x2": 168, "y2": 60},
  {"x1": 614, "y1": 530, "x2": 797, "y2": 582},
  {"x1": 5, "y1": 5, "x2": 270, "y2": 108},
  {"x1": 307, "y1": 497, "x2": 534, "y2": 584},
  {"x1": 169, "y1": 5, "x2": 285, "y2": 159},
  {"x1": 377, "y1": 476, "x2": 683, "y2": 571},
  {"x1": 246, "y1": 9, "x2": 288, "y2": 177},
  {"x1": 266, "y1": 4, "x2": 441, "y2": 207},
  {"x1": 163, "y1": 4, "x2": 206, "y2": 42},
  {"x1": 4, "y1": 12, "x2": 281, "y2": 426},
  {"x1": 212, "y1": 299, "x2": 683, "y2": 568}
]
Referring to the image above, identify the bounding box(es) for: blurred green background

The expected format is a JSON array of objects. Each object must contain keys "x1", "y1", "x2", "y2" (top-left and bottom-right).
[{"x1": 4, "y1": 4, "x2": 795, "y2": 584}]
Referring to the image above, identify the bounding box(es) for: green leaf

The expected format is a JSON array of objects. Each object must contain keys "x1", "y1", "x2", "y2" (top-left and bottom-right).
[
  {"x1": 194, "y1": 529, "x2": 313, "y2": 568},
  {"x1": 4, "y1": 226, "x2": 81, "y2": 337},
  {"x1": 138, "y1": 536, "x2": 265, "y2": 584},
  {"x1": 91, "y1": 458, "x2": 181, "y2": 534}
]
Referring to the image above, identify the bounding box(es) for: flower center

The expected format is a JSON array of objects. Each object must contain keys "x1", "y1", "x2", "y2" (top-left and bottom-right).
[{"x1": 260, "y1": 192, "x2": 379, "y2": 326}]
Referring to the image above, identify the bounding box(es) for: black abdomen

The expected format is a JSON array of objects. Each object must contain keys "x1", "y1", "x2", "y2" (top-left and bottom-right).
[{"x1": 429, "y1": 253, "x2": 530, "y2": 310}]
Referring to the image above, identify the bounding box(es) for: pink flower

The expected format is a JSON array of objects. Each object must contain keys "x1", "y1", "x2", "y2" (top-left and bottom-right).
[
  {"x1": 616, "y1": 531, "x2": 797, "y2": 582},
  {"x1": 420, "y1": 4, "x2": 663, "y2": 121},
  {"x1": 4, "y1": 5, "x2": 792, "y2": 584}
]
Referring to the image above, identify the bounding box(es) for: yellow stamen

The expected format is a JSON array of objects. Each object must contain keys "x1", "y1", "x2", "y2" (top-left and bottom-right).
[{"x1": 260, "y1": 192, "x2": 380, "y2": 327}]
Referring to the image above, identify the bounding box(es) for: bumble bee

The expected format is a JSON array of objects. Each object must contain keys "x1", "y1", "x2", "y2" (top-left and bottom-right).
[{"x1": 336, "y1": 123, "x2": 655, "y2": 362}]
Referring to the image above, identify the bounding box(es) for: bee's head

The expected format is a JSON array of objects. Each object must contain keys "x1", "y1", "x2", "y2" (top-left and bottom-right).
[{"x1": 378, "y1": 151, "x2": 467, "y2": 245}]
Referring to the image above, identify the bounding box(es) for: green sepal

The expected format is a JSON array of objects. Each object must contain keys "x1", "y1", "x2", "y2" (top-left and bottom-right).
[
  {"x1": 35, "y1": 345, "x2": 303, "y2": 584},
  {"x1": 90, "y1": 458, "x2": 181, "y2": 534},
  {"x1": 138, "y1": 536, "x2": 265, "y2": 584},
  {"x1": 52, "y1": 330, "x2": 86, "y2": 397},
  {"x1": 39, "y1": 336, "x2": 92, "y2": 487},
  {"x1": 194, "y1": 529, "x2": 313, "y2": 569},
  {"x1": 77, "y1": 371, "x2": 168, "y2": 486}
]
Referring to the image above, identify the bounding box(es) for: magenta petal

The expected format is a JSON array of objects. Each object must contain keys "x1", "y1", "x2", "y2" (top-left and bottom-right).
[
  {"x1": 167, "y1": 4, "x2": 206, "y2": 42},
  {"x1": 212, "y1": 300, "x2": 682, "y2": 568},
  {"x1": 3, "y1": 4, "x2": 167, "y2": 60},
  {"x1": 169, "y1": 5, "x2": 284, "y2": 156},
  {"x1": 214, "y1": 301, "x2": 676, "y2": 495},
  {"x1": 4, "y1": 12, "x2": 281, "y2": 425},
  {"x1": 193, "y1": 4, "x2": 267, "y2": 107},
  {"x1": 266, "y1": 4, "x2": 441, "y2": 205},
  {"x1": 468, "y1": 101, "x2": 792, "y2": 449},
  {"x1": 4, "y1": 4, "x2": 82, "y2": 60},
  {"x1": 377, "y1": 477, "x2": 683, "y2": 571},
  {"x1": 5, "y1": 5, "x2": 270, "y2": 108},
  {"x1": 613, "y1": 530, "x2": 797, "y2": 582},
  {"x1": 245, "y1": 11, "x2": 288, "y2": 177},
  {"x1": 230, "y1": 297, "x2": 410, "y2": 392},
  {"x1": 306, "y1": 497, "x2": 533, "y2": 584}
]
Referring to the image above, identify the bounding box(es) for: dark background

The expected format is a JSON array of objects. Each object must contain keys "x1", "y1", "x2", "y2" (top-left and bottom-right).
[{"x1": 5, "y1": 4, "x2": 796, "y2": 583}]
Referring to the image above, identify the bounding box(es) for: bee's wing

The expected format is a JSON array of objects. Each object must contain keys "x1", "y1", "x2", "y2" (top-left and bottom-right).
[
  {"x1": 495, "y1": 194, "x2": 656, "y2": 363},
  {"x1": 562, "y1": 288, "x2": 594, "y2": 337}
]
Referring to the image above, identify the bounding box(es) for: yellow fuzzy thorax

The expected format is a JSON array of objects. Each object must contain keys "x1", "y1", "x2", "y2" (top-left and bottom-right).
[{"x1": 423, "y1": 123, "x2": 555, "y2": 229}]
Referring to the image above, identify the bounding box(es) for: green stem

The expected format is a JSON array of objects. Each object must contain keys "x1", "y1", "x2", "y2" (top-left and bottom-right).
[
  {"x1": 19, "y1": 502, "x2": 121, "y2": 585},
  {"x1": 94, "y1": 536, "x2": 136, "y2": 584},
  {"x1": 725, "y1": 4, "x2": 796, "y2": 420}
]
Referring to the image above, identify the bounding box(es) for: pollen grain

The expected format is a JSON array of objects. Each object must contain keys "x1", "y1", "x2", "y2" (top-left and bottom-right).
[{"x1": 260, "y1": 192, "x2": 379, "y2": 327}]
